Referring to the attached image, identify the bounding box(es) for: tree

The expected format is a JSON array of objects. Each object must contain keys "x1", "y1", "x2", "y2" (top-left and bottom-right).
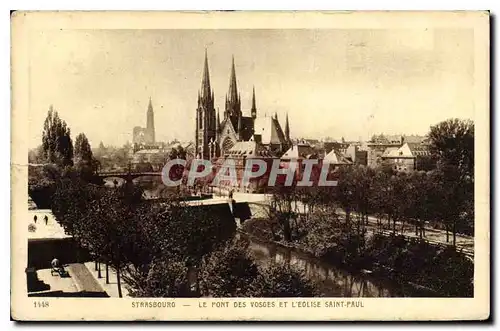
[
  {"x1": 28, "y1": 145, "x2": 46, "y2": 164},
  {"x1": 52, "y1": 175, "x2": 237, "y2": 298},
  {"x1": 428, "y1": 118, "x2": 474, "y2": 180},
  {"x1": 335, "y1": 166, "x2": 356, "y2": 226},
  {"x1": 74, "y1": 133, "x2": 100, "y2": 182},
  {"x1": 128, "y1": 257, "x2": 191, "y2": 298},
  {"x1": 369, "y1": 170, "x2": 390, "y2": 231},
  {"x1": 74, "y1": 133, "x2": 93, "y2": 165},
  {"x1": 121, "y1": 196, "x2": 236, "y2": 296},
  {"x1": 268, "y1": 184, "x2": 298, "y2": 242},
  {"x1": 168, "y1": 145, "x2": 187, "y2": 161},
  {"x1": 251, "y1": 262, "x2": 319, "y2": 297},
  {"x1": 428, "y1": 118, "x2": 474, "y2": 246},
  {"x1": 51, "y1": 177, "x2": 137, "y2": 297},
  {"x1": 168, "y1": 146, "x2": 188, "y2": 191},
  {"x1": 198, "y1": 241, "x2": 259, "y2": 297},
  {"x1": 28, "y1": 164, "x2": 62, "y2": 208},
  {"x1": 42, "y1": 106, "x2": 74, "y2": 167},
  {"x1": 199, "y1": 241, "x2": 319, "y2": 298},
  {"x1": 350, "y1": 166, "x2": 375, "y2": 234}
]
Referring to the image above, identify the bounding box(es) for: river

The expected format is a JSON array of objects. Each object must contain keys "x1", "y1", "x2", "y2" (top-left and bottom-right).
[{"x1": 236, "y1": 232, "x2": 436, "y2": 297}]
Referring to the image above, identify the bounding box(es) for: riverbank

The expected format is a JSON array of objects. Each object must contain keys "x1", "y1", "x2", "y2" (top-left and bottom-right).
[
  {"x1": 237, "y1": 229, "x2": 440, "y2": 297},
  {"x1": 239, "y1": 218, "x2": 473, "y2": 297}
]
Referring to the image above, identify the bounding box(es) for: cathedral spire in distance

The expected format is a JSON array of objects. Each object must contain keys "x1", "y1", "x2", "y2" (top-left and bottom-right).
[
  {"x1": 146, "y1": 97, "x2": 155, "y2": 144},
  {"x1": 251, "y1": 86, "x2": 257, "y2": 119}
]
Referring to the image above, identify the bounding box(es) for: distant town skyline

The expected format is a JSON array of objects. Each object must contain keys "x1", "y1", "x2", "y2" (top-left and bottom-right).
[{"x1": 28, "y1": 28, "x2": 474, "y2": 148}]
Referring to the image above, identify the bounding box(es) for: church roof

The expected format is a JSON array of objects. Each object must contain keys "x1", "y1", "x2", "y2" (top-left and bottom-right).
[
  {"x1": 253, "y1": 116, "x2": 286, "y2": 145},
  {"x1": 225, "y1": 141, "x2": 273, "y2": 158}
]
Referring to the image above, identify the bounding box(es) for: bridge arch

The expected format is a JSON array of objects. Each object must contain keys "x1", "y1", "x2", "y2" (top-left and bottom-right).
[{"x1": 97, "y1": 171, "x2": 163, "y2": 184}]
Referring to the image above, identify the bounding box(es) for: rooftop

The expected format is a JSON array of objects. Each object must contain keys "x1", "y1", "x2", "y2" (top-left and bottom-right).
[
  {"x1": 281, "y1": 143, "x2": 318, "y2": 160},
  {"x1": 253, "y1": 116, "x2": 286, "y2": 145},
  {"x1": 225, "y1": 141, "x2": 273, "y2": 158},
  {"x1": 324, "y1": 149, "x2": 353, "y2": 165}
]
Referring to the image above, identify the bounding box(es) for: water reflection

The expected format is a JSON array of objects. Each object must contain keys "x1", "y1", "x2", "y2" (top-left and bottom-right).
[{"x1": 237, "y1": 232, "x2": 431, "y2": 298}]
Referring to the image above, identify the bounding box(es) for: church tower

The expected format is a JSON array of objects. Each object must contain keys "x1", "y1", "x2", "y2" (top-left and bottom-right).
[
  {"x1": 195, "y1": 50, "x2": 217, "y2": 159},
  {"x1": 146, "y1": 97, "x2": 155, "y2": 144},
  {"x1": 224, "y1": 56, "x2": 241, "y2": 129}
]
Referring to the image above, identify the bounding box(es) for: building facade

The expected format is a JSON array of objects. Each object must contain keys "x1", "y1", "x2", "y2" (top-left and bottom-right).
[{"x1": 381, "y1": 142, "x2": 434, "y2": 172}]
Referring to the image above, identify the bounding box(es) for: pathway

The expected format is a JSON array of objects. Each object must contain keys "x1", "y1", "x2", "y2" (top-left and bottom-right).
[
  {"x1": 67, "y1": 263, "x2": 106, "y2": 293},
  {"x1": 83, "y1": 262, "x2": 130, "y2": 298},
  {"x1": 244, "y1": 200, "x2": 474, "y2": 255}
]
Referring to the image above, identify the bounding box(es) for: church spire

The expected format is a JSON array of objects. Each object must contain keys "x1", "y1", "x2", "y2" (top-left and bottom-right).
[
  {"x1": 285, "y1": 112, "x2": 291, "y2": 143},
  {"x1": 251, "y1": 86, "x2": 257, "y2": 119},
  {"x1": 228, "y1": 55, "x2": 238, "y2": 105},
  {"x1": 200, "y1": 49, "x2": 211, "y2": 100},
  {"x1": 225, "y1": 55, "x2": 241, "y2": 126}
]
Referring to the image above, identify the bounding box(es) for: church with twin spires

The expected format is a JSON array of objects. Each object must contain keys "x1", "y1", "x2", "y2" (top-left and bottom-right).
[{"x1": 195, "y1": 50, "x2": 291, "y2": 160}]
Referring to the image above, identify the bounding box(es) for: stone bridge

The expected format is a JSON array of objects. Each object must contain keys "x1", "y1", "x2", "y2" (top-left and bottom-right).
[{"x1": 97, "y1": 171, "x2": 162, "y2": 183}]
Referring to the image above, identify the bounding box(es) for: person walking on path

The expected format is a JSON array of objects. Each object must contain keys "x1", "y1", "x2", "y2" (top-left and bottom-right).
[
  {"x1": 33, "y1": 215, "x2": 37, "y2": 223},
  {"x1": 44, "y1": 215, "x2": 48, "y2": 225}
]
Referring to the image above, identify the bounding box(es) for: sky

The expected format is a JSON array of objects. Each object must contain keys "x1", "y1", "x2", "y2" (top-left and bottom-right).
[{"x1": 27, "y1": 28, "x2": 474, "y2": 148}]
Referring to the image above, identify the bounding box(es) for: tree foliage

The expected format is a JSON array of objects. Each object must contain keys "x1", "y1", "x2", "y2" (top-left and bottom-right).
[
  {"x1": 198, "y1": 241, "x2": 319, "y2": 297},
  {"x1": 74, "y1": 133, "x2": 93, "y2": 165},
  {"x1": 42, "y1": 106, "x2": 74, "y2": 167},
  {"x1": 199, "y1": 241, "x2": 260, "y2": 297},
  {"x1": 51, "y1": 176, "x2": 236, "y2": 298},
  {"x1": 428, "y1": 118, "x2": 474, "y2": 179},
  {"x1": 251, "y1": 262, "x2": 319, "y2": 297},
  {"x1": 74, "y1": 132, "x2": 101, "y2": 182},
  {"x1": 128, "y1": 257, "x2": 191, "y2": 298}
]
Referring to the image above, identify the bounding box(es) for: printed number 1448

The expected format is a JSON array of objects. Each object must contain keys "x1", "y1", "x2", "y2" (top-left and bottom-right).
[{"x1": 34, "y1": 301, "x2": 49, "y2": 308}]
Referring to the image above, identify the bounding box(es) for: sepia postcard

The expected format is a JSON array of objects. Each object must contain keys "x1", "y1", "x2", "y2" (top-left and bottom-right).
[{"x1": 11, "y1": 11, "x2": 490, "y2": 321}]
